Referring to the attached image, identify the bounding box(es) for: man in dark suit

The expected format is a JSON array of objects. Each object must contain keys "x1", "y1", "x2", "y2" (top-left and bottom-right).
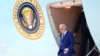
[{"x1": 58, "y1": 24, "x2": 75, "y2": 56}]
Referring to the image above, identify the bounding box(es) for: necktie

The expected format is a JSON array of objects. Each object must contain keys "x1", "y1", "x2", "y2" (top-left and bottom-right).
[
  {"x1": 61, "y1": 33, "x2": 64, "y2": 41},
  {"x1": 60, "y1": 33, "x2": 64, "y2": 47}
]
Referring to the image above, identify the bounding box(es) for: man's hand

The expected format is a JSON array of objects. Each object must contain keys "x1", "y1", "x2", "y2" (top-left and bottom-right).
[{"x1": 64, "y1": 48, "x2": 69, "y2": 54}]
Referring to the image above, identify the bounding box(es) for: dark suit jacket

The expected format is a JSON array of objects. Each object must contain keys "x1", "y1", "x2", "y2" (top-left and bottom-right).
[{"x1": 58, "y1": 31, "x2": 75, "y2": 56}]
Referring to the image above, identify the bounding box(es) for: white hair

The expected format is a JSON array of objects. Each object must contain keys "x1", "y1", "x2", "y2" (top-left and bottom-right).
[{"x1": 59, "y1": 24, "x2": 67, "y2": 30}]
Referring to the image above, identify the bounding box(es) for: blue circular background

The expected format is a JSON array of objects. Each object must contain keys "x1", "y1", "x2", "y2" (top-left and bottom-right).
[{"x1": 17, "y1": 2, "x2": 40, "y2": 34}]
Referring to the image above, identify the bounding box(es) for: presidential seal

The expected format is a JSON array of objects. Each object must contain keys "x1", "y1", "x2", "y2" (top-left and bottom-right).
[{"x1": 13, "y1": 0, "x2": 45, "y2": 40}]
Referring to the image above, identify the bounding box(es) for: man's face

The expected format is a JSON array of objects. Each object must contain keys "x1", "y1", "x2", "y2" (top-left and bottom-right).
[
  {"x1": 59, "y1": 24, "x2": 67, "y2": 34},
  {"x1": 59, "y1": 26, "x2": 65, "y2": 34}
]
